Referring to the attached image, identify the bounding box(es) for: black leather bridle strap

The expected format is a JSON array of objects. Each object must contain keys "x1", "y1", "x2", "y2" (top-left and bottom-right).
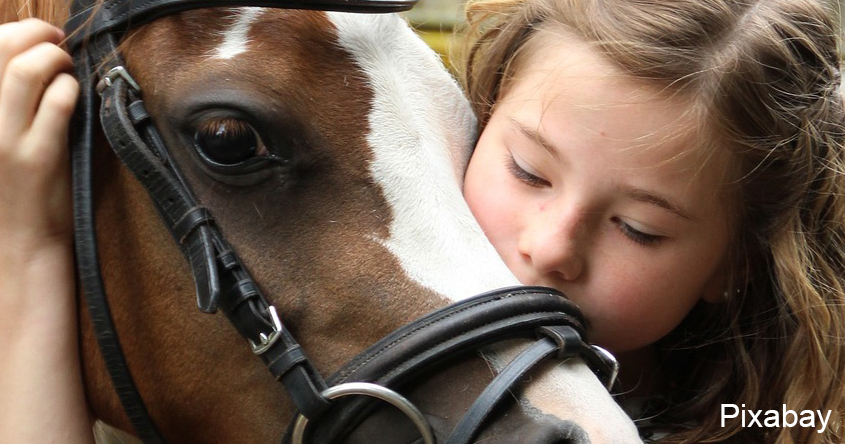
[
  {"x1": 331, "y1": 287, "x2": 588, "y2": 386},
  {"x1": 445, "y1": 326, "x2": 586, "y2": 444},
  {"x1": 100, "y1": 73, "x2": 223, "y2": 313},
  {"x1": 446, "y1": 337, "x2": 558, "y2": 444}
]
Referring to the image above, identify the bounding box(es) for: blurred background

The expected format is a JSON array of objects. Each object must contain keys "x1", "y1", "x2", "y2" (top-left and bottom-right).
[
  {"x1": 403, "y1": 0, "x2": 466, "y2": 71},
  {"x1": 402, "y1": 0, "x2": 844, "y2": 72}
]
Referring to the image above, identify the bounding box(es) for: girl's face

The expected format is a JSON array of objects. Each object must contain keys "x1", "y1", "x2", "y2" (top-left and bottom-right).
[{"x1": 464, "y1": 33, "x2": 733, "y2": 353}]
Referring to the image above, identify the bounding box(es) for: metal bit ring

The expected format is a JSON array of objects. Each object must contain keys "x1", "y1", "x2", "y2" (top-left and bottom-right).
[{"x1": 291, "y1": 382, "x2": 435, "y2": 444}]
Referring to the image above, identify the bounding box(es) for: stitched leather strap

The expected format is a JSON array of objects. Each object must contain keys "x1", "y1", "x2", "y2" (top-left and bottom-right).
[
  {"x1": 173, "y1": 206, "x2": 214, "y2": 245},
  {"x1": 332, "y1": 287, "x2": 586, "y2": 385}
]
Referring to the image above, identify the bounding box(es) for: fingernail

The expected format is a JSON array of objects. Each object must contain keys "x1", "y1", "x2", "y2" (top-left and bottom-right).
[{"x1": 55, "y1": 26, "x2": 65, "y2": 39}]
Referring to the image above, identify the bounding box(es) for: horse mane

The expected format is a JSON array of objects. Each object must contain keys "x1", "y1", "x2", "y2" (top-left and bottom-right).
[{"x1": 1, "y1": 0, "x2": 69, "y2": 25}]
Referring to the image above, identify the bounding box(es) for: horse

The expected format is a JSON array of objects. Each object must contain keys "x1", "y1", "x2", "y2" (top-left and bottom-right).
[{"x1": 7, "y1": 1, "x2": 643, "y2": 443}]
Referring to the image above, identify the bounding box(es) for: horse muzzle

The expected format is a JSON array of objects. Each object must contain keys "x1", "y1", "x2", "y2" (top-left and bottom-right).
[{"x1": 285, "y1": 287, "x2": 617, "y2": 444}]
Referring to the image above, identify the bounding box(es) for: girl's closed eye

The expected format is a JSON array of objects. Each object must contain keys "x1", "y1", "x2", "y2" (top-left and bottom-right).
[
  {"x1": 612, "y1": 216, "x2": 665, "y2": 246},
  {"x1": 505, "y1": 151, "x2": 550, "y2": 187}
]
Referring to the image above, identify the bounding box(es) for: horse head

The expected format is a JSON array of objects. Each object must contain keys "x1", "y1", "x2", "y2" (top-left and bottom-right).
[{"x1": 73, "y1": 5, "x2": 642, "y2": 444}]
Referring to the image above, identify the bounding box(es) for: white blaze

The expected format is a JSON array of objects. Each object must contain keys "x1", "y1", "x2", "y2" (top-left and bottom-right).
[
  {"x1": 327, "y1": 12, "x2": 518, "y2": 301},
  {"x1": 212, "y1": 7, "x2": 264, "y2": 60}
]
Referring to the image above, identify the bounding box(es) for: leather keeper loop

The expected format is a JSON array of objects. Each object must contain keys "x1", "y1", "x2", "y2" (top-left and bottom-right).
[
  {"x1": 174, "y1": 206, "x2": 213, "y2": 244},
  {"x1": 128, "y1": 100, "x2": 150, "y2": 125},
  {"x1": 536, "y1": 325, "x2": 584, "y2": 360},
  {"x1": 217, "y1": 250, "x2": 239, "y2": 271},
  {"x1": 268, "y1": 345, "x2": 308, "y2": 380},
  {"x1": 228, "y1": 280, "x2": 261, "y2": 309}
]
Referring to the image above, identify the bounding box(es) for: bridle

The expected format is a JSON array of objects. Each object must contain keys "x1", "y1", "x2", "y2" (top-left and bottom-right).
[{"x1": 64, "y1": 2, "x2": 619, "y2": 443}]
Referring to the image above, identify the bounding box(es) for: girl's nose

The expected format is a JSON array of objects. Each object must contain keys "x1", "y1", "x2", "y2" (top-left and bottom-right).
[{"x1": 518, "y1": 205, "x2": 586, "y2": 281}]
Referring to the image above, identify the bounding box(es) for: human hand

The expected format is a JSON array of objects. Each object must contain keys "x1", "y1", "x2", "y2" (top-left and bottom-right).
[{"x1": 0, "y1": 18, "x2": 77, "y2": 254}]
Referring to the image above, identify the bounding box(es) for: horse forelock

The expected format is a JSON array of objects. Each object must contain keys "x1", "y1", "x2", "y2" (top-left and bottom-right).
[{"x1": 327, "y1": 13, "x2": 519, "y2": 302}]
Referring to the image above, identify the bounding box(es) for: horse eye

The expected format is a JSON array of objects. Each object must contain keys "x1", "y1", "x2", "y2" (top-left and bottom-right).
[{"x1": 193, "y1": 117, "x2": 266, "y2": 166}]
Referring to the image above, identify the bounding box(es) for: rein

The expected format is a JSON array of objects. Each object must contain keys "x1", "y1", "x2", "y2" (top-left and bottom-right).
[{"x1": 65, "y1": 2, "x2": 618, "y2": 443}]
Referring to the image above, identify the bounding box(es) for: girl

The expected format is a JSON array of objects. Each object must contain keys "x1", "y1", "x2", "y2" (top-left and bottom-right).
[
  {"x1": 458, "y1": 0, "x2": 845, "y2": 442},
  {"x1": 2, "y1": 1, "x2": 844, "y2": 443}
]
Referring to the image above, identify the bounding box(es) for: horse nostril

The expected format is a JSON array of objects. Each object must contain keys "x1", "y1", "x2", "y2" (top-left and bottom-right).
[
  {"x1": 521, "y1": 417, "x2": 591, "y2": 444},
  {"x1": 470, "y1": 408, "x2": 606, "y2": 444}
]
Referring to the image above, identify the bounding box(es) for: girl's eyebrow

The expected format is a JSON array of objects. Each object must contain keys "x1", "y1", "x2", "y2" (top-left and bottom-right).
[
  {"x1": 510, "y1": 118, "x2": 560, "y2": 161},
  {"x1": 623, "y1": 186, "x2": 696, "y2": 221}
]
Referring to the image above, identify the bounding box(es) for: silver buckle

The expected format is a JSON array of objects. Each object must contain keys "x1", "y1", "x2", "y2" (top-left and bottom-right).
[
  {"x1": 96, "y1": 66, "x2": 141, "y2": 95},
  {"x1": 591, "y1": 345, "x2": 619, "y2": 391},
  {"x1": 249, "y1": 306, "x2": 282, "y2": 355}
]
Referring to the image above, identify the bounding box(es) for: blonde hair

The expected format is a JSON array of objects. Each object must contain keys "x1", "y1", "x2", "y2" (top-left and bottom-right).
[
  {"x1": 1, "y1": 0, "x2": 67, "y2": 25},
  {"x1": 459, "y1": 1, "x2": 845, "y2": 443}
]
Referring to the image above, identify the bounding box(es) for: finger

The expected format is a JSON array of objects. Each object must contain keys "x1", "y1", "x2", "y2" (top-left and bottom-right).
[
  {"x1": 0, "y1": 19, "x2": 64, "y2": 77},
  {"x1": 0, "y1": 42, "x2": 73, "y2": 139},
  {"x1": 24, "y1": 72, "x2": 78, "y2": 166},
  {"x1": 8, "y1": 73, "x2": 76, "y2": 241}
]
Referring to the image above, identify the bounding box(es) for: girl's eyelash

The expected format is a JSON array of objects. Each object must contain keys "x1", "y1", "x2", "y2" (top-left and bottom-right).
[
  {"x1": 505, "y1": 153, "x2": 549, "y2": 187},
  {"x1": 503, "y1": 151, "x2": 662, "y2": 247},
  {"x1": 612, "y1": 217, "x2": 664, "y2": 246}
]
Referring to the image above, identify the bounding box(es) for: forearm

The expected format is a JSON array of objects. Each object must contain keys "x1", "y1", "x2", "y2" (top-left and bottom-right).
[{"x1": 0, "y1": 242, "x2": 94, "y2": 444}]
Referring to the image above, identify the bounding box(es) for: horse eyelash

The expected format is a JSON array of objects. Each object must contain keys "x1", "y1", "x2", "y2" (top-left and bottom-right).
[
  {"x1": 196, "y1": 117, "x2": 270, "y2": 157},
  {"x1": 196, "y1": 117, "x2": 252, "y2": 139}
]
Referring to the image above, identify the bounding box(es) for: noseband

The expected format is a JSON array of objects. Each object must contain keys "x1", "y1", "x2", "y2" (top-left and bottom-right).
[{"x1": 65, "y1": 2, "x2": 618, "y2": 444}]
